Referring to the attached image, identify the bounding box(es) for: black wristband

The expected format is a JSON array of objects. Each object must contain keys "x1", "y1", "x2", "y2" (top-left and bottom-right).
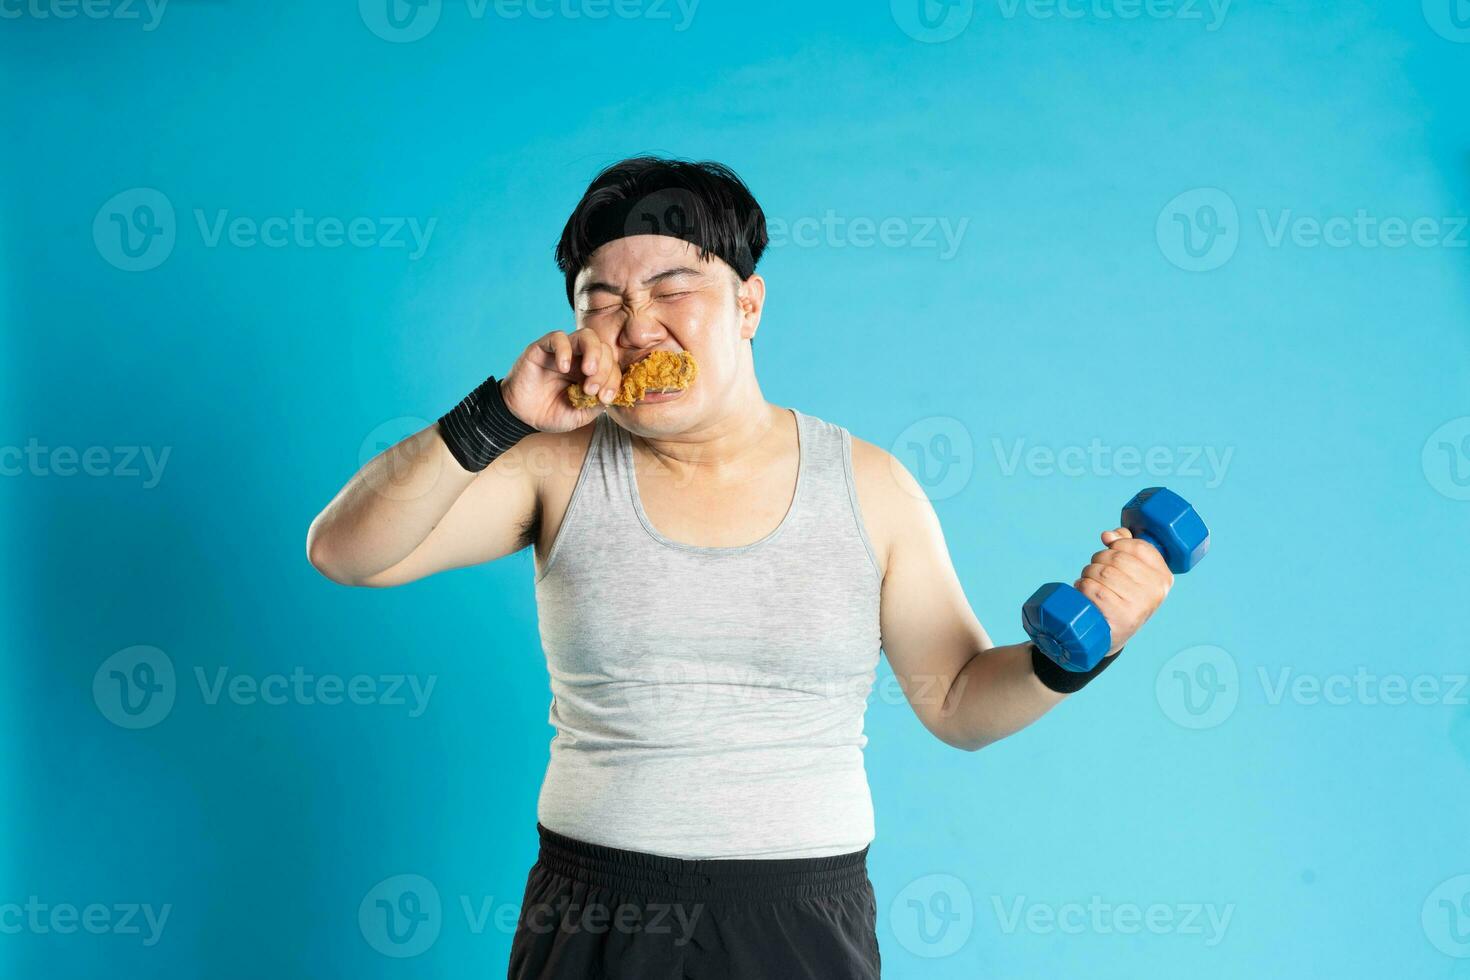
[
  {"x1": 436, "y1": 374, "x2": 539, "y2": 473},
  {"x1": 1030, "y1": 642, "x2": 1123, "y2": 694}
]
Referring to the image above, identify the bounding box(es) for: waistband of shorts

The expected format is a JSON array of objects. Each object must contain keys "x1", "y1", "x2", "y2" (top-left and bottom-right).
[{"x1": 533, "y1": 823, "x2": 871, "y2": 903}]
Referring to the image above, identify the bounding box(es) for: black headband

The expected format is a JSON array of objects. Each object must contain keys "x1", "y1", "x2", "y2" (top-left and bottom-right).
[{"x1": 566, "y1": 186, "x2": 755, "y2": 306}]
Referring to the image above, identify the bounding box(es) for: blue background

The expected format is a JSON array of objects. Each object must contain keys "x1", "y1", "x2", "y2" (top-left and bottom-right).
[{"x1": 3, "y1": 1, "x2": 1469, "y2": 977}]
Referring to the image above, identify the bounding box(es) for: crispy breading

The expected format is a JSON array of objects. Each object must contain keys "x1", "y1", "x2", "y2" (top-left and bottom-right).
[{"x1": 566, "y1": 349, "x2": 698, "y2": 408}]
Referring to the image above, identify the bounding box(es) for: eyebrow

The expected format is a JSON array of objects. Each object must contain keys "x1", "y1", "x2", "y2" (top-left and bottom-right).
[{"x1": 576, "y1": 266, "x2": 705, "y2": 299}]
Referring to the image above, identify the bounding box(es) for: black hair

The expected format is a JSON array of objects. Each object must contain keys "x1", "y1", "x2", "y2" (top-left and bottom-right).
[{"x1": 555, "y1": 156, "x2": 769, "y2": 315}]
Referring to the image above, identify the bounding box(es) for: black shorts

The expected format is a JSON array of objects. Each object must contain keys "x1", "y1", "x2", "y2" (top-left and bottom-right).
[{"x1": 508, "y1": 823, "x2": 881, "y2": 979}]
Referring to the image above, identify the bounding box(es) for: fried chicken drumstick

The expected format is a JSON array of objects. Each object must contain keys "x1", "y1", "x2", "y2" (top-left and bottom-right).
[{"x1": 566, "y1": 349, "x2": 698, "y2": 409}]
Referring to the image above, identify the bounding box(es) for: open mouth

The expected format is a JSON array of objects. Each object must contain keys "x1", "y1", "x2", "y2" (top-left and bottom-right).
[{"x1": 638, "y1": 387, "x2": 683, "y2": 401}]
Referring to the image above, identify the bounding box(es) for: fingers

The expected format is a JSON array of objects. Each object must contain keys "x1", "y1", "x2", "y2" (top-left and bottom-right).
[
  {"x1": 598, "y1": 351, "x2": 622, "y2": 404},
  {"x1": 1080, "y1": 541, "x2": 1166, "y2": 599},
  {"x1": 1075, "y1": 524, "x2": 1176, "y2": 655},
  {"x1": 526, "y1": 330, "x2": 618, "y2": 395},
  {"x1": 1079, "y1": 561, "x2": 1145, "y2": 600},
  {"x1": 572, "y1": 331, "x2": 622, "y2": 403},
  {"x1": 1086, "y1": 547, "x2": 1150, "y2": 585},
  {"x1": 1074, "y1": 574, "x2": 1128, "y2": 612},
  {"x1": 532, "y1": 330, "x2": 618, "y2": 409},
  {"x1": 1080, "y1": 533, "x2": 1174, "y2": 624},
  {"x1": 568, "y1": 328, "x2": 604, "y2": 384},
  {"x1": 528, "y1": 330, "x2": 575, "y2": 374},
  {"x1": 1100, "y1": 527, "x2": 1171, "y2": 574},
  {"x1": 586, "y1": 342, "x2": 620, "y2": 404}
]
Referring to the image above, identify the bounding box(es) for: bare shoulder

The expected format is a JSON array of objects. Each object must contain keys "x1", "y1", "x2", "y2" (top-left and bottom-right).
[
  {"x1": 846, "y1": 432, "x2": 935, "y2": 581},
  {"x1": 514, "y1": 421, "x2": 597, "y2": 490}
]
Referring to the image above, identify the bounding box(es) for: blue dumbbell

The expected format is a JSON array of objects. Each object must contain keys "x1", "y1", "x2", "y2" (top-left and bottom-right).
[{"x1": 1023, "y1": 487, "x2": 1210, "y2": 672}]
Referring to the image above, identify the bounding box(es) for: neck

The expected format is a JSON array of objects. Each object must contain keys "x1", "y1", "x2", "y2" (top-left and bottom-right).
[{"x1": 632, "y1": 391, "x2": 787, "y2": 483}]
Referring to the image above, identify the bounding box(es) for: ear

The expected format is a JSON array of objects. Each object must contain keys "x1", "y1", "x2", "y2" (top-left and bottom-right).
[{"x1": 737, "y1": 274, "x2": 766, "y2": 341}]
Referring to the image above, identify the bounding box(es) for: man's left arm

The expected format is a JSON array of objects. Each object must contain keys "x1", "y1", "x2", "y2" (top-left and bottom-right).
[{"x1": 859, "y1": 444, "x2": 1173, "y2": 751}]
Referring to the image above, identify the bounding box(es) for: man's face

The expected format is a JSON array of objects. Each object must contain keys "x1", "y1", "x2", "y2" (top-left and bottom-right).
[{"x1": 572, "y1": 235, "x2": 762, "y2": 428}]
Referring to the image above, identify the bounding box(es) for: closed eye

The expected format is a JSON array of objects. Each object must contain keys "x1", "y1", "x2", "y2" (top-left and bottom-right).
[{"x1": 584, "y1": 289, "x2": 692, "y2": 313}]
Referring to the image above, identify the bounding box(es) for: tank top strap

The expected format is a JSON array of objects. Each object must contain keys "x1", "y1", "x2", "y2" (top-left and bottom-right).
[{"x1": 783, "y1": 410, "x2": 883, "y2": 583}]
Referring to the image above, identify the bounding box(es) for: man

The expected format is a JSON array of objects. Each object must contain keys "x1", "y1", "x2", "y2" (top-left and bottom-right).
[{"x1": 305, "y1": 157, "x2": 1174, "y2": 979}]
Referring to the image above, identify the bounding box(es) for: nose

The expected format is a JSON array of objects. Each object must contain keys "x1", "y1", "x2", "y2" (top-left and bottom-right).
[{"x1": 620, "y1": 297, "x2": 669, "y2": 352}]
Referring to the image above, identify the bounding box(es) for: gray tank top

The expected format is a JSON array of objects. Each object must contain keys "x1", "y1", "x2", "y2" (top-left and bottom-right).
[{"x1": 532, "y1": 407, "x2": 883, "y2": 859}]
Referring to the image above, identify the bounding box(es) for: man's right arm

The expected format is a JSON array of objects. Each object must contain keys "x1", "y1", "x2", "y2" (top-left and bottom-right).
[
  {"x1": 306, "y1": 327, "x2": 625, "y2": 588},
  {"x1": 305, "y1": 424, "x2": 542, "y2": 588}
]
